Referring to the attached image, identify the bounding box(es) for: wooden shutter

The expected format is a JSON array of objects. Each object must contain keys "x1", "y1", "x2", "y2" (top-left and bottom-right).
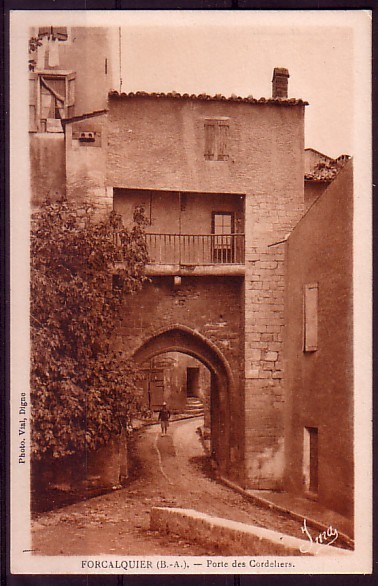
[
  {"x1": 304, "y1": 283, "x2": 318, "y2": 351},
  {"x1": 217, "y1": 122, "x2": 229, "y2": 160},
  {"x1": 204, "y1": 122, "x2": 216, "y2": 160},
  {"x1": 38, "y1": 27, "x2": 51, "y2": 38},
  {"x1": 29, "y1": 73, "x2": 38, "y2": 131},
  {"x1": 38, "y1": 26, "x2": 68, "y2": 41},
  {"x1": 67, "y1": 72, "x2": 76, "y2": 109},
  {"x1": 53, "y1": 27, "x2": 68, "y2": 41}
]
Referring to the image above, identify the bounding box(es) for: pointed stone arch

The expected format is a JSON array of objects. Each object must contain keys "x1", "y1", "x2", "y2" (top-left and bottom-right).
[{"x1": 133, "y1": 324, "x2": 233, "y2": 473}]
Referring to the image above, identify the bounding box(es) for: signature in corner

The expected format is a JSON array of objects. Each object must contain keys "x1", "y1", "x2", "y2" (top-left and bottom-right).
[{"x1": 300, "y1": 518, "x2": 338, "y2": 554}]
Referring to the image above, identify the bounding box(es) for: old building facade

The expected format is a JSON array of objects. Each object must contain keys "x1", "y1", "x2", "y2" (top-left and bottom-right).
[
  {"x1": 62, "y1": 88, "x2": 306, "y2": 484},
  {"x1": 285, "y1": 160, "x2": 354, "y2": 518},
  {"x1": 29, "y1": 27, "x2": 353, "y2": 516}
]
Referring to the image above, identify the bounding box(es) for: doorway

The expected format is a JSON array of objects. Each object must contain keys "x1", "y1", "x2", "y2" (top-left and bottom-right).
[{"x1": 186, "y1": 367, "x2": 200, "y2": 397}]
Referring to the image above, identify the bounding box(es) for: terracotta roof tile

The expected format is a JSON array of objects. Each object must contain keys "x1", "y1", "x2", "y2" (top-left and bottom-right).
[
  {"x1": 305, "y1": 155, "x2": 351, "y2": 182},
  {"x1": 108, "y1": 90, "x2": 308, "y2": 107}
]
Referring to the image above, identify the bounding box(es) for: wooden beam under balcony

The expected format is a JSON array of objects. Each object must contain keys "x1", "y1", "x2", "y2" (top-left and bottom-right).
[{"x1": 144, "y1": 263, "x2": 245, "y2": 277}]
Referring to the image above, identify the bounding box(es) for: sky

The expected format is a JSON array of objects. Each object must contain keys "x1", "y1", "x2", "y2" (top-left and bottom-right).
[
  {"x1": 111, "y1": 11, "x2": 365, "y2": 159},
  {"x1": 13, "y1": 10, "x2": 370, "y2": 159}
]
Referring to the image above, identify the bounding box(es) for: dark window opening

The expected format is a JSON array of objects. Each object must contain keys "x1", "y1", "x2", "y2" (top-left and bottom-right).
[
  {"x1": 112, "y1": 274, "x2": 123, "y2": 291},
  {"x1": 186, "y1": 367, "x2": 200, "y2": 398},
  {"x1": 304, "y1": 426, "x2": 319, "y2": 494}
]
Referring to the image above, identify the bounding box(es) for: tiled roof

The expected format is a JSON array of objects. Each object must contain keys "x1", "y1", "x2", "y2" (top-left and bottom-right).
[
  {"x1": 108, "y1": 90, "x2": 308, "y2": 107},
  {"x1": 305, "y1": 155, "x2": 351, "y2": 182}
]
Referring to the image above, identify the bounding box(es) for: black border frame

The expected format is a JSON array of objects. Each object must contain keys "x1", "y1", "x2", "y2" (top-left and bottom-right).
[{"x1": 2, "y1": 2, "x2": 377, "y2": 585}]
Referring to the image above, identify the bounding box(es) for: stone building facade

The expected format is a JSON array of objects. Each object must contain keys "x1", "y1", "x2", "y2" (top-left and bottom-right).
[
  {"x1": 62, "y1": 89, "x2": 306, "y2": 486},
  {"x1": 29, "y1": 27, "x2": 354, "y2": 516},
  {"x1": 29, "y1": 26, "x2": 114, "y2": 207}
]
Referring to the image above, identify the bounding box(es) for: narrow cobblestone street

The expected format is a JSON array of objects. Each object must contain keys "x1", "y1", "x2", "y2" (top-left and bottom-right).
[{"x1": 32, "y1": 418, "x2": 313, "y2": 556}]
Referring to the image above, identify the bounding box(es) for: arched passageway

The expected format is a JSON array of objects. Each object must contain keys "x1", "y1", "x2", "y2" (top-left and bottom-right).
[
  {"x1": 140, "y1": 351, "x2": 210, "y2": 413},
  {"x1": 133, "y1": 326, "x2": 234, "y2": 474}
]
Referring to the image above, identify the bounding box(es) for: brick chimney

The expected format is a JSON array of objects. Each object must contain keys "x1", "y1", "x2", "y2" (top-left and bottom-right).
[{"x1": 272, "y1": 67, "x2": 290, "y2": 98}]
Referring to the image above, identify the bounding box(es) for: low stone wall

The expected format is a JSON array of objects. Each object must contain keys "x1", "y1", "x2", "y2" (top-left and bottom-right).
[
  {"x1": 32, "y1": 432, "x2": 128, "y2": 494},
  {"x1": 150, "y1": 507, "x2": 352, "y2": 557}
]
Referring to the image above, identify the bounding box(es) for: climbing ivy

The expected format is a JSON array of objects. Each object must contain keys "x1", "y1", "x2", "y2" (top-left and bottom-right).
[{"x1": 30, "y1": 199, "x2": 149, "y2": 460}]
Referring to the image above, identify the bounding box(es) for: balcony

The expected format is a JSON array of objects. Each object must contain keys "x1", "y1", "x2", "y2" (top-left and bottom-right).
[{"x1": 144, "y1": 233, "x2": 245, "y2": 276}]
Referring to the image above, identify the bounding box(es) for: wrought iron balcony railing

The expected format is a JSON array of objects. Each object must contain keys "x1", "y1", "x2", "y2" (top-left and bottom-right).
[{"x1": 145, "y1": 233, "x2": 245, "y2": 265}]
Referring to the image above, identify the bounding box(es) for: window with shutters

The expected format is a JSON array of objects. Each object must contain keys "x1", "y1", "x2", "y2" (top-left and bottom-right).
[
  {"x1": 29, "y1": 71, "x2": 75, "y2": 132},
  {"x1": 303, "y1": 283, "x2": 318, "y2": 352},
  {"x1": 38, "y1": 26, "x2": 69, "y2": 41},
  {"x1": 204, "y1": 119, "x2": 229, "y2": 161}
]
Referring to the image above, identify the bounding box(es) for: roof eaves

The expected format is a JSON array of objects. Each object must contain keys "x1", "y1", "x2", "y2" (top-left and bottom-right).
[
  {"x1": 304, "y1": 177, "x2": 332, "y2": 183},
  {"x1": 108, "y1": 90, "x2": 309, "y2": 107}
]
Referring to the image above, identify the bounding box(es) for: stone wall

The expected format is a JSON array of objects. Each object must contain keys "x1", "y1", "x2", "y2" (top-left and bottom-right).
[
  {"x1": 104, "y1": 95, "x2": 305, "y2": 489},
  {"x1": 65, "y1": 114, "x2": 112, "y2": 215},
  {"x1": 114, "y1": 276, "x2": 244, "y2": 481},
  {"x1": 244, "y1": 243, "x2": 287, "y2": 489},
  {"x1": 30, "y1": 133, "x2": 66, "y2": 207},
  {"x1": 32, "y1": 431, "x2": 128, "y2": 497},
  {"x1": 63, "y1": 94, "x2": 306, "y2": 488}
]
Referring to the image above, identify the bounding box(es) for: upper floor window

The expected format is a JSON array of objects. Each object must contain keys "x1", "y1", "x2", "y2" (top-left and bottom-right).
[
  {"x1": 212, "y1": 212, "x2": 234, "y2": 263},
  {"x1": 30, "y1": 27, "x2": 70, "y2": 71},
  {"x1": 212, "y1": 212, "x2": 234, "y2": 235},
  {"x1": 38, "y1": 27, "x2": 68, "y2": 41},
  {"x1": 204, "y1": 119, "x2": 229, "y2": 161},
  {"x1": 303, "y1": 283, "x2": 318, "y2": 352},
  {"x1": 29, "y1": 71, "x2": 75, "y2": 132}
]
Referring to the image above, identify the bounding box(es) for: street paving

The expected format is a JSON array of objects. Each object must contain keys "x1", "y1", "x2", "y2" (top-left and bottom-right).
[{"x1": 32, "y1": 418, "x2": 312, "y2": 556}]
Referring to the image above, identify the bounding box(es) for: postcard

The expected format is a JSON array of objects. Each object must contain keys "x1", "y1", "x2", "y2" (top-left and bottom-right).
[{"x1": 10, "y1": 9, "x2": 372, "y2": 575}]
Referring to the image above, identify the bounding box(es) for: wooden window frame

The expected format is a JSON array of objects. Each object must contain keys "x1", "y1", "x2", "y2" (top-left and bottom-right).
[
  {"x1": 211, "y1": 212, "x2": 235, "y2": 263},
  {"x1": 211, "y1": 211, "x2": 235, "y2": 234},
  {"x1": 29, "y1": 70, "x2": 75, "y2": 132}
]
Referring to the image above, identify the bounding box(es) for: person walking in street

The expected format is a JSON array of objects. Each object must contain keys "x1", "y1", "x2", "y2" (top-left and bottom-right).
[{"x1": 158, "y1": 402, "x2": 171, "y2": 436}]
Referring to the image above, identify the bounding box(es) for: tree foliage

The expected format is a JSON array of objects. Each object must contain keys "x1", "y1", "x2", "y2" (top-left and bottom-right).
[
  {"x1": 30, "y1": 200, "x2": 148, "y2": 460},
  {"x1": 28, "y1": 36, "x2": 42, "y2": 72}
]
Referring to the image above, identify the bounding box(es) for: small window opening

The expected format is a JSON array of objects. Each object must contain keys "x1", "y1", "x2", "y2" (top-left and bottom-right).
[{"x1": 303, "y1": 426, "x2": 319, "y2": 494}]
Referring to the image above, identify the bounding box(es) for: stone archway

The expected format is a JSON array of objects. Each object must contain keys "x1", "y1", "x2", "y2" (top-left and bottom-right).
[{"x1": 133, "y1": 325, "x2": 233, "y2": 474}]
